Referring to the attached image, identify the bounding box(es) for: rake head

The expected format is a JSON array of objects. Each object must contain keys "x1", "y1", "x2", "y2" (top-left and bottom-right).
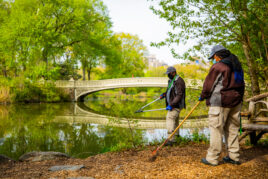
[{"x1": 148, "y1": 150, "x2": 158, "y2": 162}]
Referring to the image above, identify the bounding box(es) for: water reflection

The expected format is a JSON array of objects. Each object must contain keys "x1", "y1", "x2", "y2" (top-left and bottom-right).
[{"x1": 0, "y1": 96, "x2": 208, "y2": 160}]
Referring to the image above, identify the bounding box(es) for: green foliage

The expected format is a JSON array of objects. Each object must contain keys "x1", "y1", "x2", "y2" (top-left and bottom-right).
[
  {"x1": 145, "y1": 64, "x2": 208, "y2": 80},
  {"x1": 150, "y1": 0, "x2": 268, "y2": 93},
  {"x1": 0, "y1": 0, "x2": 151, "y2": 102},
  {"x1": 0, "y1": 0, "x2": 117, "y2": 80},
  {"x1": 56, "y1": 62, "x2": 82, "y2": 80},
  {"x1": 102, "y1": 126, "x2": 144, "y2": 152},
  {"x1": 0, "y1": 0, "x2": 151, "y2": 103},
  {"x1": 245, "y1": 139, "x2": 253, "y2": 146},
  {"x1": 103, "y1": 33, "x2": 147, "y2": 78},
  {"x1": 175, "y1": 135, "x2": 191, "y2": 145},
  {"x1": 174, "y1": 129, "x2": 209, "y2": 145},
  {"x1": 257, "y1": 135, "x2": 268, "y2": 147},
  {"x1": 192, "y1": 129, "x2": 209, "y2": 144},
  {"x1": 12, "y1": 80, "x2": 69, "y2": 103}
]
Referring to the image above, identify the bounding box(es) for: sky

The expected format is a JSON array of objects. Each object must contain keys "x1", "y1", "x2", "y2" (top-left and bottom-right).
[{"x1": 102, "y1": 0, "x2": 187, "y2": 65}]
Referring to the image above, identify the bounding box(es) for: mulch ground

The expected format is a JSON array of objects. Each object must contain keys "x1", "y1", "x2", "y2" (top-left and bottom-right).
[{"x1": 1, "y1": 143, "x2": 268, "y2": 179}]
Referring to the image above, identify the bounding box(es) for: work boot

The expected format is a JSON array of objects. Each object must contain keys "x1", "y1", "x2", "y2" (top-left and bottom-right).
[
  {"x1": 164, "y1": 140, "x2": 176, "y2": 146},
  {"x1": 201, "y1": 158, "x2": 218, "y2": 166},
  {"x1": 223, "y1": 156, "x2": 241, "y2": 165}
]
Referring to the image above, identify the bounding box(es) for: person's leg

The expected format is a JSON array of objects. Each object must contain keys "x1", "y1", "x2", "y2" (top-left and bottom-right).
[
  {"x1": 206, "y1": 106, "x2": 229, "y2": 165},
  {"x1": 166, "y1": 108, "x2": 180, "y2": 142},
  {"x1": 224, "y1": 103, "x2": 241, "y2": 162}
]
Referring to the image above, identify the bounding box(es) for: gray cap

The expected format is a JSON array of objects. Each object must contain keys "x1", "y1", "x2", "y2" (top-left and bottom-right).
[
  {"x1": 165, "y1": 66, "x2": 176, "y2": 74},
  {"x1": 208, "y1": 45, "x2": 227, "y2": 59}
]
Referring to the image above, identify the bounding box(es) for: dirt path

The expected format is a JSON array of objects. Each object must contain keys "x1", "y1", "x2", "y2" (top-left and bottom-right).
[{"x1": 1, "y1": 144, "x2": 268, "y2": 178}]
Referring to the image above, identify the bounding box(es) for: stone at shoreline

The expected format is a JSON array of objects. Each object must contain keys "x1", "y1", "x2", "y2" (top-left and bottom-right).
[
  {"x1": 49, "y1": 165, "x2": 85, "y2": 172},
  {"x1": 0, "y1": 154, "x2": 16, "y2": 164},
  {"x1": 67, "y1": 177, "x2": 95, "y2": 179},
  {"x1": 19, "y1": 151, "x2": 70, "y2": 162},
  {"x1": 50, "y1": 177, "x2": 95, "y2": 179},
  {"x1": 114, "y1": 165, "x2": 124, "y2": 175}
]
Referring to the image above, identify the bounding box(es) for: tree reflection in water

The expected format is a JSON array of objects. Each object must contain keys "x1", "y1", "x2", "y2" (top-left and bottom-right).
[{"x1": 0, "y1": 102, "x2": 150, "y2": 160}]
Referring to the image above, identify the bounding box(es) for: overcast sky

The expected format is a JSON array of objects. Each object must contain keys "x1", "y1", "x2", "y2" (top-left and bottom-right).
[{"x1": 102, "y1": 0, "x2": 188, "y2": 65}]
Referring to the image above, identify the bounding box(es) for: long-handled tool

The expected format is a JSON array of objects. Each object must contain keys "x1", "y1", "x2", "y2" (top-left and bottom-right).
[
  {"x1": 149, "y1": 101, "x2": 201, "y2": 162},
  {"x1": 136, "y1": 108, "x2": 166, "y2": 113},
  {"x1": 135, "y1": 97, "x2": 161, "y2": 113}
]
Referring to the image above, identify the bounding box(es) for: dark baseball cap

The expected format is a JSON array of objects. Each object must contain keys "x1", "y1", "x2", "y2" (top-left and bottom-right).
[
  {"x1": 165, "y1": 66, "x2": 176, "y2": 74},
  {"x1": 208, "y1": 45, "x2": 227, "y2": 59}
]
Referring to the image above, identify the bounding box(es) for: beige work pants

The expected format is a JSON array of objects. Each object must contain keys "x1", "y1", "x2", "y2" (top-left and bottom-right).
[
  {"x1": 206, "y1": 103, "x2": 241, "y2": 165},
  {"x1": 166, "y1": 108, "x2": 180, "y2": 142}
]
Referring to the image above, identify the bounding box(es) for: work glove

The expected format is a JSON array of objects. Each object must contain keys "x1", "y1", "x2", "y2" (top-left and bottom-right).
[
  {"x1": 160, "y1": 93, "x2": 166, "y2": 99},
  {"x1": 166, "y1": 105, "x2": 173, "y2": 111},
  {"x1": 199, "y1": 96, "x2": 204, "y2": 101}
]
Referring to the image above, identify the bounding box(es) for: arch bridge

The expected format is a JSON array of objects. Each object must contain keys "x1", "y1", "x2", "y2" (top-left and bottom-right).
[{"x1": 55, "y1": 77, "x2": 202, "y2": 102}]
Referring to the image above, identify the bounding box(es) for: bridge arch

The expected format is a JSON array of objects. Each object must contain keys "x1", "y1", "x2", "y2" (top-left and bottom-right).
[
  {"x1": 76, "y1": 86, "x2": 167, "y2": 102},
  {"x1": 55, "y1": 77, "x2": 202, "y2": 102}
]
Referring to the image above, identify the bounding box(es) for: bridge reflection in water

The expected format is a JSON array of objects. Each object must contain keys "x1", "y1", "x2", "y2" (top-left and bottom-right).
[{"x1": 53, "y1": 103, "x2": 209, "y2": 130}]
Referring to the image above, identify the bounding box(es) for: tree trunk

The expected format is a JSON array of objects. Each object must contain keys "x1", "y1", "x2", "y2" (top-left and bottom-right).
[
  {"x1": 43, "y1": 54, "x2": 48, "y2": 72},
  {"x1": 242, "y1": 43, "x2": 260, "y2": 96},
  {"x1": 87, "y1": 69, "x2": 91, "y2": 80},
  {"x1": 42, "y1": 48, "x2": 48, "y2": 73},
  {"x1": 2, "y1": 66, "x2": 7, "y2": 78},
  {"x1": 239, "y1": 0, "x2": 261, "y2": 95},
  {"x1": 22, "y1": 64, "x2": 26, "y2": 72},
  {"x1": 82, "y1": 66, "x2": 86, "y2": 81},
  {"x1": 264, "y1": 68, "x2": 268, "y2": 89},
  {"x1": 260, "y1": 29, "x2": 268, "y2": 63}
]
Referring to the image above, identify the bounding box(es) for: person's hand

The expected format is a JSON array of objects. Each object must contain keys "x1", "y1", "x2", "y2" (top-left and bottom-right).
[
  {"x1": 166, "y1": 105, "x2": 172, "y2": 111},
  {"x1": 199, "y1": 96, "x2": 204, "y2": 101},
  {"x1": 160, "y1": 93, "x2": 166, "y2": 99}
]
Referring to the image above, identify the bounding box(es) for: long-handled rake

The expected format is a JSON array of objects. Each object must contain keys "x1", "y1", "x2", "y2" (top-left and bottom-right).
[{"x1": 149, "y1": 101, "x2": 201, "y2": 162}]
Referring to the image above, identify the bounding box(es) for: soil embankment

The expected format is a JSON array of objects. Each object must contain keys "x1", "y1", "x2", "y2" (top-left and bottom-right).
[{"x1": 1, "y1": 144, "x2": 268, "y2": 178}]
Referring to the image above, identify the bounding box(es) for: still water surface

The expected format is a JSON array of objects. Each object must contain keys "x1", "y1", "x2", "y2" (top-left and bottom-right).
[{"x1": 0, "y1": 92, "x2": 209, "y2": 159}]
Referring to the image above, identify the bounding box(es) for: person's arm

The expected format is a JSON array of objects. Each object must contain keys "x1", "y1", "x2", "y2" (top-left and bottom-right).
[
  {"x1": 170, "y1": 78, "x2": 185, "y2": 107},
  {"x1": 200, "y1": 65, "x2": 222, "y2": 100}
]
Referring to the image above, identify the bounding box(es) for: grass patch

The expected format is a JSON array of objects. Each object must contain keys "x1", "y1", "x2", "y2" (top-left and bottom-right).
[{"x1": 149, "y1": 129, "x2": 209, "y2": 147}]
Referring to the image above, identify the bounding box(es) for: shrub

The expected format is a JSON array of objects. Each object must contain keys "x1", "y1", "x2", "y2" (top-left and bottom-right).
[{"x1": 12, "y1": 79, "x2": 69, "y2": 103}]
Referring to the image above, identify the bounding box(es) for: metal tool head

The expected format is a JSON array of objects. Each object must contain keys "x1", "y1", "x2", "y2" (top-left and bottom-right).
[{"x1": 135, "y1": 109, "x2": 143, "y2": 113}]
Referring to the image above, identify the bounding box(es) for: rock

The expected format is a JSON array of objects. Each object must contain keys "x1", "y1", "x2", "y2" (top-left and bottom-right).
[
  {"x1": 19, "y1": 151, "x2": 70, "y2": 162},
  {"x1": 114, "y1": 165, "x2": 124, "y2": 175},
  {"x1": 50, "y1": 177, "x2": 95, "y2": 179},
  {"x1": 49, "y1": 165, "x2": 85, "y2": 172},
  {"x1": 67, "y1": 177, "x2": 95, "y2": 179},
  {"x1": 0, "y1": 154, "x2": 16, "y2": 164}
]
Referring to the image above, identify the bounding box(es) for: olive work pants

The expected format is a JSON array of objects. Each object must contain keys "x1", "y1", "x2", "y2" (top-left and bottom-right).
[
  {"x1": 166, "y1": 108, "x2": 180, "y2": 142},
  {"x1": 206, "y1": 103, "x2": 242, "y2": 165}
]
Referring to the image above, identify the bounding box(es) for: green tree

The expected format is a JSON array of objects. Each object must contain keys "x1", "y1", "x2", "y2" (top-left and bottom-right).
[
  {"x1": 0, "y1": 0, "x2": 113, "y2": 80},
  {"x1": 150, "y1": 0, "x2": 268, "y2": 95},
  {"x1": 104, "y1": 33, "x2": 147, "y2": 78}
]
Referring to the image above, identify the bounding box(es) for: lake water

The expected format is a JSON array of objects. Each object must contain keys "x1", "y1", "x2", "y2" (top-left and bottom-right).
[{"x1": 0, "y1": 91, "x2": 209, "y2": 159}]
